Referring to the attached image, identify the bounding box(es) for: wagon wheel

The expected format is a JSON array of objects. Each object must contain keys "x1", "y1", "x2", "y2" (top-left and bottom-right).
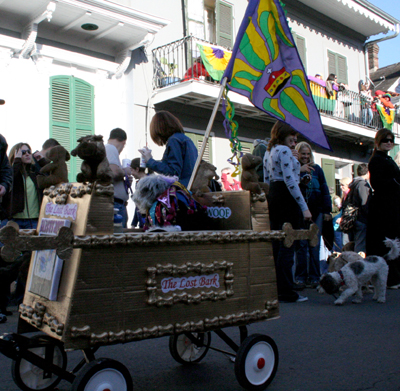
[
  {"x1": 234, "y1": 334, "x2": 279, "y2": 391},
  {"x1": 11, "y1": 334, "x2": 67, "y2": 391},
  {"x1": 71, "y1": 358, "x2": 133, "y2": 391},
  {"x1": 169, "y1": 332, "x2": 211, "y2": 365}
]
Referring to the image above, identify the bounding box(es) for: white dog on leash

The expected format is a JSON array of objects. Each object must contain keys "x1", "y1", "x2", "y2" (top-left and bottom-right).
[{"x1": 319, "y1": 238, "x2": 400, "y2": 305}]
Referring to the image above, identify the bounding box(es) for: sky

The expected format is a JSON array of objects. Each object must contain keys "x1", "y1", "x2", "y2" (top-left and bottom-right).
[{"x1": 367, "y1": 0, "x2": 400, "y2": 68}]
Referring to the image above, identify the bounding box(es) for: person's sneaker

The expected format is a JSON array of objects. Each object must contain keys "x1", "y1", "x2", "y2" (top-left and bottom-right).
[
  {"x1": 0, "y1": 314, "x2": 7, "y2": 323},
  {"x1": 388, "y1": 284, "x2": 400, "y2": 289},
  {"x1": 296, "y1": 295, "x2": 308, "y2": 302}
]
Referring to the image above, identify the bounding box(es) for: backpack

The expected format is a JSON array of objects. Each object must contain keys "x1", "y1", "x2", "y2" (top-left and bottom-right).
[{"x1": 339, "y1": 187, "x2": 358, "y2": 233}]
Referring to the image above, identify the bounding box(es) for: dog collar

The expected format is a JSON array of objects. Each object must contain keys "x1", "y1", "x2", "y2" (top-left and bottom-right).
[{"x1": 338, "y1": 270, "x2": 345, "y2": 286}]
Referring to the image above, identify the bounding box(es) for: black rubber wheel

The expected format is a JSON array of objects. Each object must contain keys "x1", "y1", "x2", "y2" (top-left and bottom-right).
[
  {"x1": 234, "y1": 334, "x2": 279, "y2": 391},
  {"x1": 71, "y1": 358, "x2": 133, "y2": 391},
  {"x1": 169, "y1": 332, "x2": 211, "y2": 365},
  {"x1": 11, "y1": 334, "x2": 67, "y2": 391}
]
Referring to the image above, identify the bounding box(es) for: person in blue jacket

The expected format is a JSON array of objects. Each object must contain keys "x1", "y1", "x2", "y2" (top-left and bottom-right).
[
  {"x1": 139, "y1": 111, "x2": 198, "y2": 188},
  {"x1": 294, "y1": 141, "x2": 332, "y2": 289}
]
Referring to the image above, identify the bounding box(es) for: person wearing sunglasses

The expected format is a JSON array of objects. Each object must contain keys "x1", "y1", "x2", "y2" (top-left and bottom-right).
[
  {"x1": 367, "y1": 128, "x2": 400, "y2": 289},
  {"x1": 1, "y1": 142, "x2": 43, "y2": 231}
]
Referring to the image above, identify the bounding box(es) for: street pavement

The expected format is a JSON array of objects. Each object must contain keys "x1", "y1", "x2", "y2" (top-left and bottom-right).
[{"x1": 1, "y1": 287, "x2": 400, "y2": 391}]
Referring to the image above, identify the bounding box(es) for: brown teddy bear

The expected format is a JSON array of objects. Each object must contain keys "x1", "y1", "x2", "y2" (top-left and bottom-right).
[
  {"x1": 191, "y1": 160, "x2": 220, "y2": 195},
  {"x1": 71, "y1": 135, "x2": 113, "y2": 184},
  {"x1": 241, "y1": 153, "x2": 269, "y2": 199},
  {"x1": 36, "y1": 145, "x2": 70, "y2": 189}
]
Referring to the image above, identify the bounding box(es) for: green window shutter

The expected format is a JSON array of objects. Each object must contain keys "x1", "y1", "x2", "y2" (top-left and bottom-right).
[
  {"x1": 49, "y1": 76, "x2": 94, "y2": 182},
  {"x1": 240, "y1": 141, "x2": 253, "y2": 155},
  {"x1": 321, "y1": 158, "x2": 335, "y2": 192},
  {"x1": 50, "y1": 76, "x2": 73, "y2": 176},
  {"x1": 293, "y1": 34, "x2": 307, "y2": 73},
  {"x1": 217, "y1": 0, "x2": 233, "y2": 48},
  {"x1": 185, "y1": 132, "x2": 213, "y2": 164},
  {"x1": 337, "y1": 54, "x2": 348, "y2": 85},
  {"x1": 73, "y1": 79, "x2": 95, "y2": 181},
  {"x1": 238, "y1": 141, "x2": 253, "y2": 180},
  {"x1": 390, "y1": 145, "x2": 399, "y2": 159},
  {"x1": 327, "y1": 50, "x2": 336, "y2": 77},
  {"x1": 327, "y1": 50, "x2": 348, "y2": 85}
]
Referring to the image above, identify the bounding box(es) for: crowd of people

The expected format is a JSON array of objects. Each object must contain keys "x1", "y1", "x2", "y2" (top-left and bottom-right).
[
  {"x1": 261, "y1": 123, "x2": 400, "y2": 303},
  {"x1": 0, "y1": 110, "x2": 399, "y2": 319}
]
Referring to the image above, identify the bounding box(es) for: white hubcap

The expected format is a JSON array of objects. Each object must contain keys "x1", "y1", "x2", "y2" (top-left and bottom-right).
[
  {"x1": 244, "y1": 342, "x2": 275, "y2": 385},
  {"x1": 84, "y1": 368, "x2": 127, "y2": 391}
]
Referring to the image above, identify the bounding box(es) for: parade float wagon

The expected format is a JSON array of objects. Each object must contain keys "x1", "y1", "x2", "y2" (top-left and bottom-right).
[{"x1": 0, "y1": 181, "x2": 317, "y2": 391}]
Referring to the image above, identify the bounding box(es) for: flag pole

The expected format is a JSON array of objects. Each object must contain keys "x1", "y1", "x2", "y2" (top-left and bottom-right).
[{"x1": 187, "y1": 77, "x2": 228, "y2": 191}]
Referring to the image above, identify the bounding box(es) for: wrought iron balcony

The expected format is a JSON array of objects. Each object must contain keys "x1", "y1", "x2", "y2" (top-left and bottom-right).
[{"x1": 152, "y1": 36, "x2": 399, "y2": 135}]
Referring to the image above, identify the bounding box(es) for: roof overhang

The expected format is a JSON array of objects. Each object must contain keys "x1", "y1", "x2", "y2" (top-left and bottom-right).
[
  {"x1": 0, "y1": 0, "x2": 169, "y2": 59},
  {"x1": 295, "y1": 0, "x2": 399, "y2": 37}
]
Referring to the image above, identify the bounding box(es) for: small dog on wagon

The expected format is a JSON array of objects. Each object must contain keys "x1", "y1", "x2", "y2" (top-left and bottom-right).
[{"x1": 319, "y1": 238, "x2": 400, "y2": 305}]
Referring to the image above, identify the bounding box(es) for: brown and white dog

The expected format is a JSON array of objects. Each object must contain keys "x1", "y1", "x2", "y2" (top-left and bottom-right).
[{"x1": 319, "y1": 238, "x2": 400, "y2": 305}]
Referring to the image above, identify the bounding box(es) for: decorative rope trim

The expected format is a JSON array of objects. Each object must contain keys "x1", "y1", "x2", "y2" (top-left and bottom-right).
[{"x1": 68, "y1": 310, "x2": 273, "y2": 345}]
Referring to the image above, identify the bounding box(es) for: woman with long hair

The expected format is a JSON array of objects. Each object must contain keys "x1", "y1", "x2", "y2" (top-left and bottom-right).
[
  {"x1": 263, "y1": 121, "x2": 311, "y2": 303},
  {"x1": 294, "y1": 141, "x2": 331, "y2": 288},
  {"x1": 367, "y1": 128, "x2": 400, "y2": 288},
  {"x1": 2, "y1": 142, "x2": 42, "y2": 230},
  {"x1": 138, "y1": 111, "x2": 198, "y2": 187}
]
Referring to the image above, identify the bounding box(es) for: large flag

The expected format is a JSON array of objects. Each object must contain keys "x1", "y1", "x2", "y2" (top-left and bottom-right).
[
  {"x1": 197, "y1": 43, "x2": 232, "y2": 81},
  {"x1": 222, "y1": 0, "x2": 331, "y2": 150},
  {"x1": 376, "y1": 103, "x2": 395, "y2": 130}
]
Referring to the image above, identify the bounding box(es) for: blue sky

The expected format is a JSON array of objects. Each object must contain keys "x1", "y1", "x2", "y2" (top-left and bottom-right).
[{"x1": 368, "y1": 0, "x2": 400, "y2": 68}]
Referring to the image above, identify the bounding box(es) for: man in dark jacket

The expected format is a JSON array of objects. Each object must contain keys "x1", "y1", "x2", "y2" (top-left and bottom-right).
[
  {"x1": 346, "y1": 163, "x2": 372, "y2": 253},
  {"x1": 0, "y1": 133, "x2": 13, "y2": 320},
  {"x1": 0, "y1": 134, "x2": 12, "y2": 201}
]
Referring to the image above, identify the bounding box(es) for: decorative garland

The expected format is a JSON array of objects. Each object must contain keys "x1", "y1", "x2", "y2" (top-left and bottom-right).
[{"x1": 221, "y1": 87, "x2": 243, "y2": 177}]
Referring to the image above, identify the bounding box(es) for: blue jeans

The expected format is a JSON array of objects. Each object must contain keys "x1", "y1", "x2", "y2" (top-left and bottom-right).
[
  {"x1": 295, "y1": 213, "x2": 323, "y2": 283},
  {"x1": 0, "y1": 218, "x2": 38, "y2": 230},
  {"x1": 114, "y1": 201, "x2": 128, "y2": 229},
  {"x1": 353, "y1": 220, "x2": 367, "y2": 253},
  {"x1": 362, "y1": 108, "x2": 373, "y2": 125}
]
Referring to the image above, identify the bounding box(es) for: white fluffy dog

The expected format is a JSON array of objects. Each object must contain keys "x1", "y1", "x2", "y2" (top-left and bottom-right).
[
  {"x1": 319, "y1": 238, "x2": 400, "y2": 305},
  {"x1": 132, "y1": 174, "x2": 177, "y2": 214}
]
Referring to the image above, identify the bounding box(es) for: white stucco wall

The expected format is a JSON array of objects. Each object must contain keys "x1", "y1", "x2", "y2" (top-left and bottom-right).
[{"x1": 0, "y1": 54, "x2": 128, "y2": 153}]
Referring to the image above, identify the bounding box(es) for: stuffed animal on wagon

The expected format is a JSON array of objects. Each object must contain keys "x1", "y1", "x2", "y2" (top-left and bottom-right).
[
  {"x1": 36, "y1": 145, "x2": 70, "y2": 189},
  {"x1": 240, "y1": 153, "x2": 269, "y2": 201},
  {"x1": 70, "y1": 135, "x2": 113, "y2": 184},
  {"x1": 191, "y1": 160, "x2": 221, "y2": 196},
  {"x1": 132, "y1": 174, "x2": 212, "y2": 231}
]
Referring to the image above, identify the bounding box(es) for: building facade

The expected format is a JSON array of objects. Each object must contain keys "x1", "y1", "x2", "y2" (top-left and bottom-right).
[{"x1": 0, "y1": 0, "x2": 398, "y2": 201}]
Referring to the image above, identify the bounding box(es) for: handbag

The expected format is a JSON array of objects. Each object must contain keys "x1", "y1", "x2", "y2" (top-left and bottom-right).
[{"x1": 339, "y1": 203, "x2": 359, "y2": 233}]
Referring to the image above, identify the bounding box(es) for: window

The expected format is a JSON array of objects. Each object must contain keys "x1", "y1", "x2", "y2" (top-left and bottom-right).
[
  {"x1": 186, "y1": 0, "x2": 233, "y2": 48},
  {"x1": 327, "y1": 50, "x2": 348, "y2": 85},
  {"x1": 49, "y1": 76, "x2": 94, "y2": 182},
  {"x1": 185, "y1": 132, "x2": 213, "y2": 164},
  {"x1": 216, "y1": 0, "x2": 233, "y2": 48},
  {"x1": 292, "y1": 33, "x2": 307, "y2": 72}
]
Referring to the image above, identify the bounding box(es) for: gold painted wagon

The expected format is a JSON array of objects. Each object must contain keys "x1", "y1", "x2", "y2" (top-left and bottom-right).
[{"x1": 0, "y1": 182, "x2": 317, "y2": 391}]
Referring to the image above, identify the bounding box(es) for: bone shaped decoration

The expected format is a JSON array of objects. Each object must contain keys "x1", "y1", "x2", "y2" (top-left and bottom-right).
[
  {"x1": 282, "y1": 222, "x2": 319, "y2": 248},
  {"x1": 0, "y1": 225, "x2": 74, "y2": 262}
]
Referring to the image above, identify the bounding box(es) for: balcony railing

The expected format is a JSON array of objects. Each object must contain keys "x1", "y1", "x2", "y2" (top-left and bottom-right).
[
  {"x1": 152, "y1": 36, "x2": 399, "y2": 135},
  {"x1": 309, "y1": 79, "x2": 399, "y2": 134},
  {"x1": 152, "y1": 35, "x2": 215, "y2": 90}
]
